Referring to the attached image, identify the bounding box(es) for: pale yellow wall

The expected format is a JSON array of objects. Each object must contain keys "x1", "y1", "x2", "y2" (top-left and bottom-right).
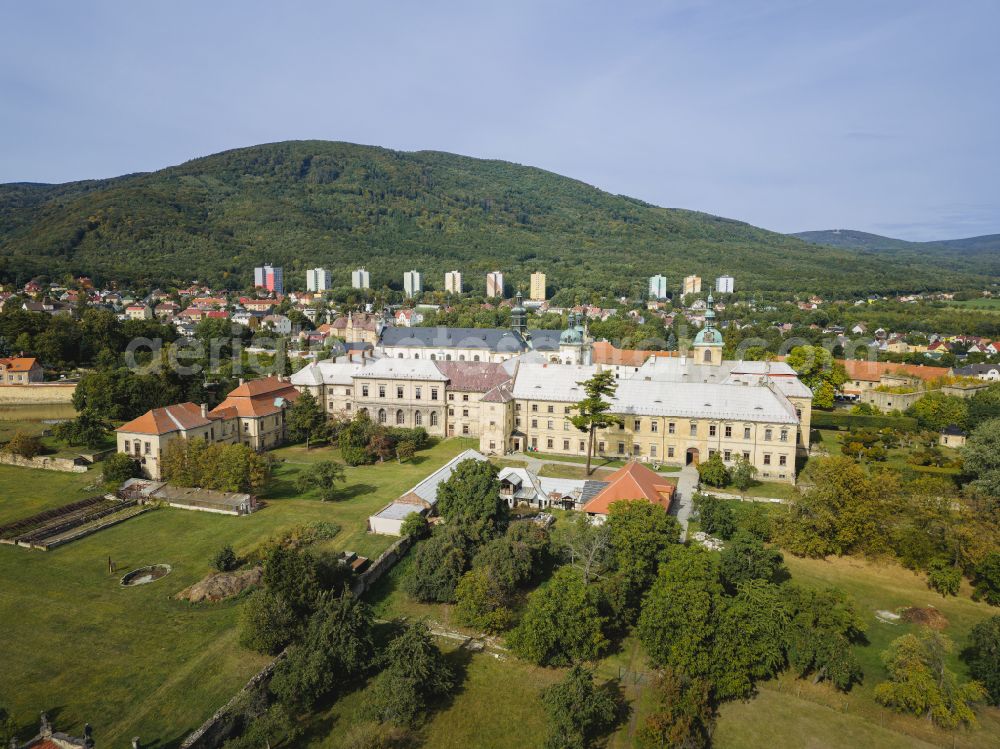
[{"x1": 354, "y1": 377, "x2": 447, "y2": 435}]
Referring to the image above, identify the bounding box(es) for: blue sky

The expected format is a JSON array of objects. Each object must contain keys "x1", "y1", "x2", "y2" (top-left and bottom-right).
[{"x1": 1, "y1": 0, "x2": 998, "y2": 240}]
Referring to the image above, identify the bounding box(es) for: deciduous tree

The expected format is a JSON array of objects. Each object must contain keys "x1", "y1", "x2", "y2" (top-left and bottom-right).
[{"x1": 541, "y1": 665, "x2": 621, "y2": 749}]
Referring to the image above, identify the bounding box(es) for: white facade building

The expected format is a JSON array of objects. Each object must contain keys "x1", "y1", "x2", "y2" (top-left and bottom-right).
[
  {"x1": 351, "y1": 268, "x2": 371, "y2": 289},
  {"x1": 445, "y1": 270, "x2": 463, "y2": 294},
  {"x1": 486, "y1": 271, "x2": 504, "y2": 298},
  {"x1": 715, "y1": 275, "x2": 735, "y2": 294},
  {"x1": 306, "y1": 267, "x2": 332, "y2": 292},
  {"x1": 404, "y1": 270, "x2": 423, "y2": 298},
  {"x1": 648, "y1": 274, "x2": 668, "y2": 300}
]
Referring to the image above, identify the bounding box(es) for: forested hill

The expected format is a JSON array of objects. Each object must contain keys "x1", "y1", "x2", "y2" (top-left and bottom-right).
[
  {"x1": 792, "y1": 229, "x2": 1000, "y2": 277},
  {"x1": 0, "y1": 140, "x2": 988, "y2": 296}
]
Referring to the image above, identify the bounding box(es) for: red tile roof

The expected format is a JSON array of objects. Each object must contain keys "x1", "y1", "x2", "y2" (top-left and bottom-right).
[
  {"x1": 0, "y1": 356, "x2": 40, "y2": 372},
  {"x1": 116, "y1": 402, "x2": 222, "y2": 436},
  {"x1": 582, "y1": 461, "x2": 675, "y2": 516},
  {"x1": 434, "y1": 361, "x2": 511, "y2": 392},
  {"x1": 210, "y1": 377, "x2": 300, "y2": 419}
]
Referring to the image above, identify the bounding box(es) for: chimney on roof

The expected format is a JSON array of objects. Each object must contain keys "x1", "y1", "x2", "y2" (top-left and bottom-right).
[
  {"x1": 238, "y1": 377, "x2": 244, "y2": 386},
  {"x1": 200, "y1": 403, "x2": 208, "y2": 418}
]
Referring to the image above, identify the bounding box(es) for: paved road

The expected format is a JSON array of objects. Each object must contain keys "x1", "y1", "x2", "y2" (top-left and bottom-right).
[{"x1": 672, "y1": 464, "x2": 700, "y2": 541}]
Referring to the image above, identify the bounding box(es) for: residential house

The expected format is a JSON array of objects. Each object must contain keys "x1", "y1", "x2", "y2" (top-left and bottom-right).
[
  {"x1": 209, "y1": 376, "x2": 301, "y2": 450},
  {"x1": 582, "y1": 461, "x2": 676, "y2": 523},
  {"x1": 0, "y1": 356, "x2": 44, "y2": 383}
]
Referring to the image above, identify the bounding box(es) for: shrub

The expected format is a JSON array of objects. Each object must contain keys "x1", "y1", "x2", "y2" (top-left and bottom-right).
[
  {"x1": 103, "y1": 452, "x2": 140, "y2": 485},
  {"x1": 3, "y1": 431, "x2": 42, "y2": 459},
  {"x1": 541, "y1": 665, "x2": 622, "y2": 749},
  {"x1": 694, "y1": 494, "x2": 736, "y2": 539},
  {"x1": 926, "y1": 559, "x2": 961, "y2": 597},
  {"x1": 399, "y1": 512, "x2": 429, "y2": 540},
  {"x1": 697, "y1": 453, "x2": 730, "y2": 488},
  {"x1": 238, "y1": 589, "x2": 299, "y2": 654},
  {"x1": 213, "y1": 544, "x2": 239, "y2": 572},
  {"x1": 973, "y1": 553, "x2": 1000, "y2": 606},
  {"x1": 811, "y1": 411, "x2": 919, "y2": 432}
]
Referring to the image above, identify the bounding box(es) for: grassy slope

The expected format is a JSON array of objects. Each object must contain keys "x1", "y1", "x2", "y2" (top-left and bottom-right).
[
  {"x1": 0, "y1": 438, "x2": 474, "y2": 747},
  {"x1": 0, "y1": 141, "x2": 986, "y2": 294}
]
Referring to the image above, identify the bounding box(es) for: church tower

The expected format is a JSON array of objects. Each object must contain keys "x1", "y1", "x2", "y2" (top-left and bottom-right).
[
  {"x1": 692, "y1": 293, "x2": 723, "y2": 366},
  {"x1": 511, "y1": 291, "x2": 527, "y2": 338}
]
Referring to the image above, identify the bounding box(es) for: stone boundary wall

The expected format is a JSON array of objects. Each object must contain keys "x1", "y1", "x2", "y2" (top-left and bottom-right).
[
  {"x1": 0, "y1": 452, "x2": 87, "y2": 472},
  {"x1": 0, "y1": 382, "x2": 77, "y2": 404},
  {"x1": 179, "y1": 534, "x2": 415, "y2": 749},
  {"x1": 351, "y1": 533, "x2": 414, "y2": 596}
]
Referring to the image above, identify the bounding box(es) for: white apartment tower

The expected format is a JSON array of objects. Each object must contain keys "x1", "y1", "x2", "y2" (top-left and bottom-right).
[
  {"x1": 404, "y1": 270, "x2": 423, "y2": 298},
  {"x1": 715, "y1": 275, "x2": 735, "y2": 294},
  {"x1": 445, "y1": 270, "x2": 463, "y2": 294},
  {"x1": 306, "y1": 267, "x2": 332, "y2": 292},
  {"x1": 351, "y1": 268, "x2": 371, "y2": 289},
  {"x1": 486, "y1": 271, "x2": 504, "y2": 298},
  {"x1": 648, "y1": 274, "x2": 668, "y2": 300}
]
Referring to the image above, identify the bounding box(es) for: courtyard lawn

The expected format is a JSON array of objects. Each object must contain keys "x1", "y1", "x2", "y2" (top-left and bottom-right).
[
  {"x1": 706, "y1": 479, "x2": 800, "y2": 502},
  {"x1": 0, "y1": 463, "x2": 105, "y2": 525},
  {"x1": 0, "y1": 438, "x2": 476, "y2": 747},
  {"x1": 536, "y1": 463, "x2": 617, "y2": 480}
]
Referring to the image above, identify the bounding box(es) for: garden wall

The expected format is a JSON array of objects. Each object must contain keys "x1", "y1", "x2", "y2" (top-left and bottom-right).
[
  {"x1": 0, "y1": 452, "x2": 87, "y2": 472},
  {"x1": 0, "y1": 382, "x2": 76, "y2": 404}
]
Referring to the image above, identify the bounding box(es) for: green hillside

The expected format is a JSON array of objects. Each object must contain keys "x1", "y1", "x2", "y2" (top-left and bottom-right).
[
  {"x1": 0, "y1": 141, "x2": 989, "y2": 295},
  {"x1": 792, "y1": 229, "x2": 1000, "y2": 277}
]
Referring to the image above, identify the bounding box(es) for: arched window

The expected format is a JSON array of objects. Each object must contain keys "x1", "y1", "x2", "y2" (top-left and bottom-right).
[
  {"x1": 703, "y1": 349, "x2": 712, "y2": 363},
  {"x1": 414, "y1": 353, "x2": 420, "y2": 359},
  {"x1": 446, "y1": 354, "x2": 452, "y2": 361},
  {"x1": 473, "y1": 355, "x2": 480, "y2": 362},
  {"x1": 430, "y1": 354, "x2": 436, "y2": 360},
  {"x1": 398, "y1": 353, "x2": 404, "y2": 358},
  {"x1": 414, "y1": 411, "x2": 422, "y2": 426},
  {"x1": 459, "y1": 354, "x2": 465, "y2": 361},
  {"x1": 430, "y1": 411, "x2": 439, "y2": 426},
  {"x1": 377, "y1": 408, "x2": 386, "y2": 424},
  {"x1": 396, "y1": 409, "x2": 405, "y2": 425},
  {"x1": 359, "y1": 408, "x2": 368, "y2": 417}
]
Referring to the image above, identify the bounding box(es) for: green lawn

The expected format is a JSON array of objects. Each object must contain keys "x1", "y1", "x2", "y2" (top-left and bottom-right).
[
  {"x1": 536, "y1": 463, "x2": 617, "y2": 480},
  {"x1": 0, "y1": 464, "x2": 105, "y2": 525},
  {"x1": 946, "y1": 297, "x2": 1000, "y2": 311},
  {"x1": 0, "y1": 437, "x2": 476, "y2": 747}
]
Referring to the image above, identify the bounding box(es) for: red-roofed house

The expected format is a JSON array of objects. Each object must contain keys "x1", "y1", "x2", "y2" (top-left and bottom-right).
[
  {"x1": 582, "y1": 461, "x2": 675, "y2": 523},
  {"x1": 115, "y1": 402, "x2": 238, "y2": 479},
  {"x1": 210, "y1": 376, "x2": 301, "y2": 450},
  {"x1": 0, "y1": 356, "x2": 44, "y2": 383}
]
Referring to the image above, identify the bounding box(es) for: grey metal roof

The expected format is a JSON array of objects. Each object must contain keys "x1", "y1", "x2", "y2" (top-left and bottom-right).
[
  {"x1": 374, "y1": 501, "x2": 425, "y2": 521},
  {"x1": 526, "y1": 329, "x2": 562, "y2": 351},
  {"x1": 380, "y1": 326, "x2": 528, "y2": 352},
  {"x1": 353, "y1": 358, "x2": 449, "y2": 381},
  {"x1": 404, "y1": 449, "x2": 488, "y2": 506}
]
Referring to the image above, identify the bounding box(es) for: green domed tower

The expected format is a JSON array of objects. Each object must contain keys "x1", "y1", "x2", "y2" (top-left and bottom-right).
[
  {"x1": 511, "y1": 291, "x2": 527, "y2": 337},
  {"x1": 693, "y1": 293, "x2": 723, "y2": 366}
]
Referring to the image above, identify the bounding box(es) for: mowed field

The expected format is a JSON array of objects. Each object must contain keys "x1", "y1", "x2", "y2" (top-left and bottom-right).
[{"x1": 0, "y1": 438, "x2": 476, "y2": 747}]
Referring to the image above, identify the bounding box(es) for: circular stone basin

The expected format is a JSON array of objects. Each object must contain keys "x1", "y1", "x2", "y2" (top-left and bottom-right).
[{"x1": 120, "y1": 564, "x2": 172, "y2": 587}]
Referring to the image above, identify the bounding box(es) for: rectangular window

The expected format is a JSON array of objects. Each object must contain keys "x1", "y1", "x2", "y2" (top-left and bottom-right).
[
  {"x1": 618, "y1": 442, "x2": 625, "y2": 455},
  {"x1": 489, "y1": 441, "x2": 496, "y2": 450},
  {"x1": 396, "y1": 386, "x2": 404, "y2": 399},
  {"x1": 463, "y1": 409, "x2": 469, "y2": 417},
  {"x1": 689, "y1": 422, "x2": 698, "y2": 437},
  {"x1": 547, "y1": 420, "x2": 553, "y2": 430},
  {"x1": 449, "y1": 393, "x2": 455, "y2": 401},
  {"x1": 345, "y1": 387, "x2": 352, "y2": 396},
  {"x1": 431, "y1": 388, "x2": 438, "y2": 401},
  {"x1": 651, "y1": 421, "x2": 658, "y2": 433},
  {"x1": 780, "y1": 429, "x2": 788, "y2": 442},
  {"x1": 449, "y1": 408, "x2": 454, "y2": 416},
  {"x1": 779, "y1": 454, "x2": 787, "y2": 466},
  {"x1": 362, "y1": 385, "x2": 369, "y2": 397},
  {"x1": 463, "y1": 394, "x2": 469, "y2": 402},
  {"x1": 709, "y1": 424, "x2": 716, "y2": 437},
  {"x1": 709, "y1": 449, "x2": 716, "y2": 457},
  {"x1": 415, "y1": 387, "x2": 422, "y2": 400},
  {"x1": 650, "y1": 444, "x2": 657, "y2": 457},
  {"x1": 547, "y1": 438, "x2": 554, "y2": 449},
  {"x1": 724, "y1": 450, "x2": 731, "y2": 461},
  {"x1": 668, "y1": 446, "x2": 675, "y2": 458},
  {"x1": 634, "y1": 419, "x2": 641, "y2": 431},
  {"x1": 378, "y1": 385, "x2": 386, "y2": 398},
  {"x1": 765, "y1": 428, "x2": 773, "y2": 441},
  {"x1": 516, "y1": 417, "x2": 522, "y2": 427},
  {"x1": 764, "y1": 454, "x2": 771, "y2": 465},
  {"x1": 531, "y1": 404, "x2": 538, "y2": 412},
  {"x1": 531, "y1": 419, "x2": 537, "y2": 428},
  {"x1": 547, "y1": 405, "x2": 554, "y2": 413},
  {"x1": 744, "y1": 427, "x2": 751, "y2": 440},
  {"x1": 598, "y1": 441, "x2": 605, "y2": 453},
  {"x1": 144, "y1": 441, "x2": 151, "y2": 455},
  {"x1": 668, "y1": 422, "x2": 675, "y2": 434},
  {"x1": 463, "y1": 425, "x2": 470, "y2": 435},
  {"x1": 579, "y1": 441, "x2": 585, "y2": 451},
  {"x1": 633, "y1": 444, "x2": 640, "y2": 456},
  {"x1": 724, "y1": 425, "x2": 732, "y2": 438},
  {"x1": 743, "y1": 451, "x2": 751, "y2": 461},
  {"x1": 563, "y1": 440, "x2": 570, "y2": 450},
  {"x1": 531, "y1": 437, "x2": 538, "y2": 449}
]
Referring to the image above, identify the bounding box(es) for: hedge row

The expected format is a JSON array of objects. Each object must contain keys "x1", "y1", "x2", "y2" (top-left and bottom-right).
[{"x1": 811, "y1": 411, "x2": 920, "y2": 432}]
